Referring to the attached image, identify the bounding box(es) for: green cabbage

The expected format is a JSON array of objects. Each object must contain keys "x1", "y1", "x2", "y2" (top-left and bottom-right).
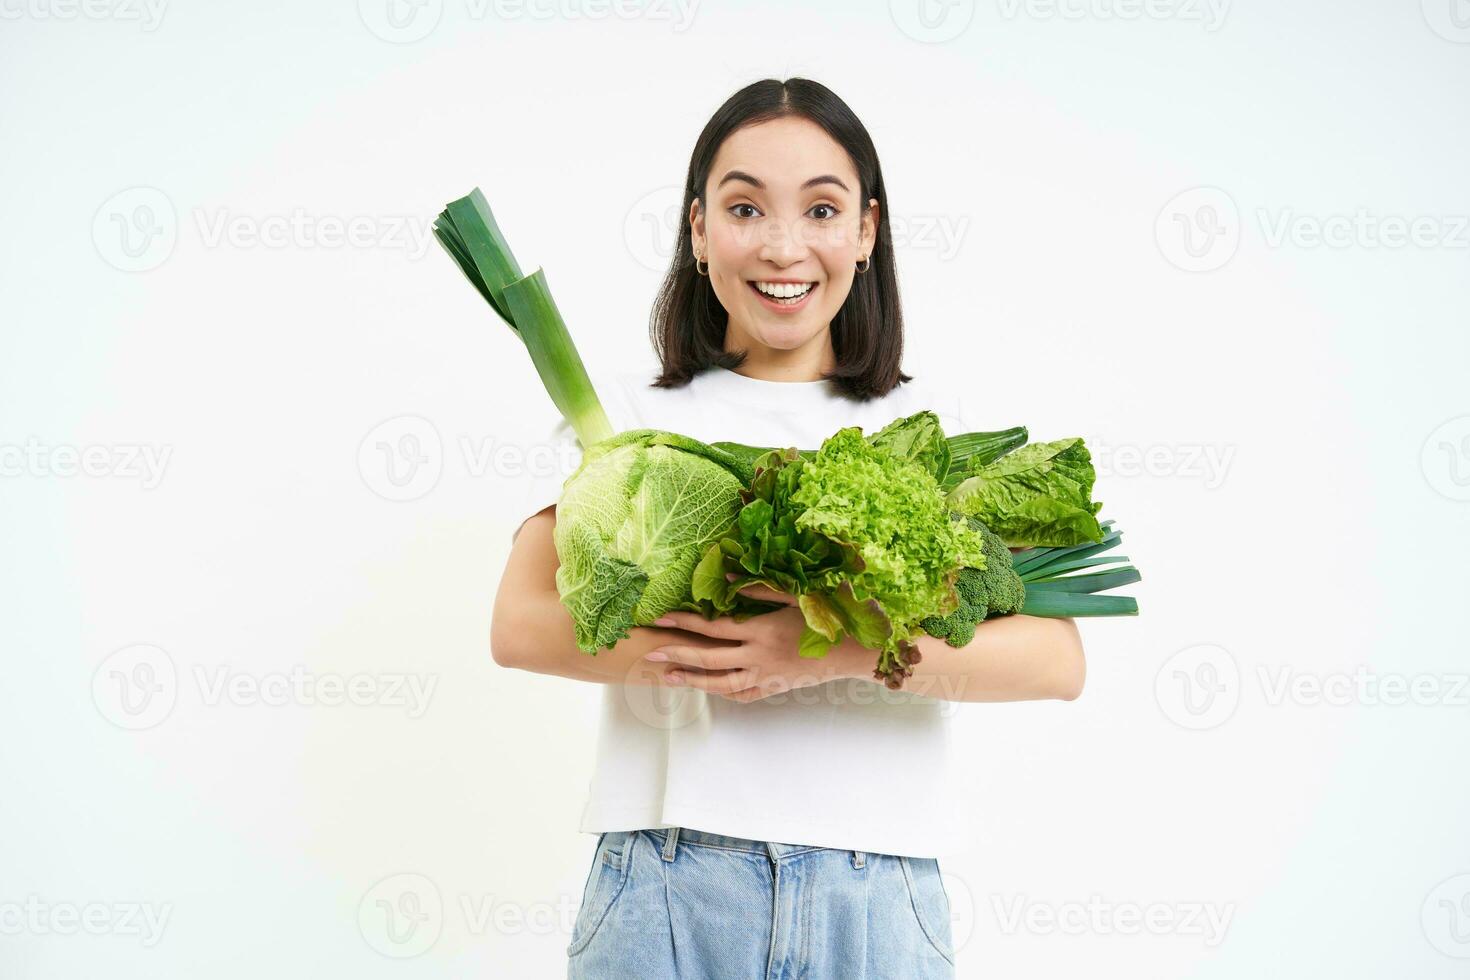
[{"x1": 552, "y1": 429, "x2": 759, "y2": 652}]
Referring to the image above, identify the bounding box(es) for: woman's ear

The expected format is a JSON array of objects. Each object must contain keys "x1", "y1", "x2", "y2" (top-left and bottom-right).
[
  {"x1": 689, "y1": 197, "x2": 705, "y2": 257},
  {"x1": 860, "y1": 196, "x2": 880, "y2": 257}
]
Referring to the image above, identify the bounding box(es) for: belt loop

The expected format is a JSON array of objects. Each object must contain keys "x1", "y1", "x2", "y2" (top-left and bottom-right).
[
  {"x1": 851, "y1": 849, "x2": 866, "y2": 869},
  {"x1": 661, "y1": 826, "x2": 680, "y2": 862}
]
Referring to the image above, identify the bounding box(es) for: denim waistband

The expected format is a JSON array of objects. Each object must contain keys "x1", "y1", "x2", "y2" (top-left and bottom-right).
[{"x1": 639, "y1": 825, "x2": 868, "y2": 869}]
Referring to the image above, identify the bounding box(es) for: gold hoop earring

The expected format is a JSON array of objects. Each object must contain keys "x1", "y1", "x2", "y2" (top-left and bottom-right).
[
  {"x1": 855, "y1": 255, "x2": 871, "y2": 274},
  {"x1": 694, "y1": 249, "x2": 709, "y2": 276}
]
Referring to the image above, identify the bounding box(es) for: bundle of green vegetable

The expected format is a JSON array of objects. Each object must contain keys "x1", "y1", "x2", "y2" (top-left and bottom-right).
[
  {"x1": 686, "y1": 426, "x2": 1138, "y2": 687},
  {"x1": 436, "y1": 187, "x2": 1140, "y2": 689}
]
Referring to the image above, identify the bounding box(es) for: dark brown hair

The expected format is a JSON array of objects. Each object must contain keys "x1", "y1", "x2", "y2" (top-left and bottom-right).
[{"x1": 648, "y1": 78, "x2": 911, "y2": 402}]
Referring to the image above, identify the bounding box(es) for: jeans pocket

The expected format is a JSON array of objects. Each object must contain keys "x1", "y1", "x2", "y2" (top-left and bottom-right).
[
  {"x1": 899, "y1": 856, "x2": 956, "y2": 966},
  {"x1": 567, "y1": 831, "x2": 632, "y2": 958}
]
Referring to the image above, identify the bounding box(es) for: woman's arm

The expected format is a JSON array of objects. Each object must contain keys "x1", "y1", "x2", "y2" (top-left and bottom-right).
[
  {"x1": 889, "y1": 614, "x2": 1086, "y2": 703},
  {"x1": 491, "y1": 506, "x2": 736, "y2": 686},
  {"x1": 637, "y1": 583, "x2": 1086, "y2": 705}
]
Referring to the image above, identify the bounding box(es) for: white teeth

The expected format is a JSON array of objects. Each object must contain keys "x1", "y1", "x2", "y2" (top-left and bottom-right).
[{"x1": 753, "y1": 281, "x2": 814, "y2": 299}]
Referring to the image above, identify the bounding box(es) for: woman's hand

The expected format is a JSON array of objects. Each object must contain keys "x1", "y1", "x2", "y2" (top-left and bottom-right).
[{"x1": 645, "y1": 584, "x2": 866, "y2": 703}]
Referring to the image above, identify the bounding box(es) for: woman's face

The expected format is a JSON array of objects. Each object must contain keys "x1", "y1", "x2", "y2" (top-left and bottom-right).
[{"x1": 692, "y1": 116, "x2": 878, "y2": 357}]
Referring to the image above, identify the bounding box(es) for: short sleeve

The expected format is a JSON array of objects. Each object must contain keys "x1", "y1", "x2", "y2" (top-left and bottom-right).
[{"x1": 513, "y1": 414, "x2": 583, "y2": 545}]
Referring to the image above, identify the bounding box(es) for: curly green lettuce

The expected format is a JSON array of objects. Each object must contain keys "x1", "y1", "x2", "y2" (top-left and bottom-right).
[{"x1": 687, "y1": 416, "x2": 988, "y2": 687}]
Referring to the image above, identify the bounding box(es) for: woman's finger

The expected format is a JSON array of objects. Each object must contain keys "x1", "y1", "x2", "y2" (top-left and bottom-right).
[
  {"x1": 646, "y1": 645, "x2": 742, "y2": 671},
  {"x1": 668, "y1": 667, "x2": 755, "y2": 695},
  {"x1": 651, "y1": 610, "x2": 748, "y2": 640},
  {"x1": 734, "y1": 583, "x2": 799, "y2": 605}
]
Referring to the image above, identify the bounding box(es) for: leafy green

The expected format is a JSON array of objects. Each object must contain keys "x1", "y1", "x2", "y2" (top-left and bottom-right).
[
  {"x1": 946, "y1": 437, "x2": 1104, "y2": 548},
  {"x1": 689, "y1": 418, "x2": 989, "y2": 686},
  {"x1": 712, "y1": 422, "x2": 1029, "y2": 491},
  {"x1": 553, "y1": 429, "x2": 758, "y2": 652},
  {"x1": 865, "y1": 411, "x2": 951, "y2": 482}
]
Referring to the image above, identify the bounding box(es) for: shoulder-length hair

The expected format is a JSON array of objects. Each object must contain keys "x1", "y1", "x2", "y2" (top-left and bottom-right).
[{"x1": 648, "y1": 77, "x2": 911, "y2": 402}]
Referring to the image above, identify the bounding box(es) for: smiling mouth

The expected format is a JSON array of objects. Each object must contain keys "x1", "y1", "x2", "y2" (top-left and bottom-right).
[{"x1": 747, "y1": 281, "x2": 818, "y2": 309}]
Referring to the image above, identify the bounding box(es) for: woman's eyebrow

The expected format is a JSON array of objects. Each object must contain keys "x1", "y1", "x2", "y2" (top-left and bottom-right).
[{"x1": 716, "y1": 170, "x2": 851, "y2": 194}]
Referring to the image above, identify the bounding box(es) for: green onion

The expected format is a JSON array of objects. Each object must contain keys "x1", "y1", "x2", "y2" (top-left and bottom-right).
[{"x1": 1010, "y1": 519, "x2": 1139, "y2": 617}]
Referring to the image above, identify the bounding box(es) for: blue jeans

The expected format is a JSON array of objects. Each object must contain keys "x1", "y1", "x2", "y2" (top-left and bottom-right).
[{"x1": 566, "y1": 825, "x2": 956, "y2": 979}]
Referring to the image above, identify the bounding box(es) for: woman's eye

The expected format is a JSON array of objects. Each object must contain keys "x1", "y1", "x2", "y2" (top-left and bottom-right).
[
  {"x1": 809, "y1": 204, "x2": 839, "y2": 221},
  {"x1": 729, "y1": 203, "x2": 760, "y2": 219}
]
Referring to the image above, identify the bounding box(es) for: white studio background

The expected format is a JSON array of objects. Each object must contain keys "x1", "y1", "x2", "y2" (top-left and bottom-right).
[{"x1": 2, "y1": 2, "x2": 1468, "y2": 977}]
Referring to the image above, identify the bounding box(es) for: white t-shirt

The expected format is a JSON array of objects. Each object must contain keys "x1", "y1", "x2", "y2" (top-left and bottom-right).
[{"x1": 517, "y1": 364, "x2": 975, "y2": 860}]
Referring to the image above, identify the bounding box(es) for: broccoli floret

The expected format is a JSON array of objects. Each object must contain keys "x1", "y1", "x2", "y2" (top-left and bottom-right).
[
  {"x1": 919, "y1": 518, "x2": 1027, "y2": 647},
  {"x1": 968, "y1": 519, "x2": 1027, "y2": 616}
]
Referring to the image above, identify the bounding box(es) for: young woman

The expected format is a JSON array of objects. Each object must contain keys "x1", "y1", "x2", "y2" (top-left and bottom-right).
[{"x1": 491, "y1": 77, "x2": 1087, "y2": 979}]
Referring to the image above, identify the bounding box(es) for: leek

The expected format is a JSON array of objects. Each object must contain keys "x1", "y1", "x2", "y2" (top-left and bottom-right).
[{"x1": 433, "y1": 188, "x2": 613, "y2": 448}]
